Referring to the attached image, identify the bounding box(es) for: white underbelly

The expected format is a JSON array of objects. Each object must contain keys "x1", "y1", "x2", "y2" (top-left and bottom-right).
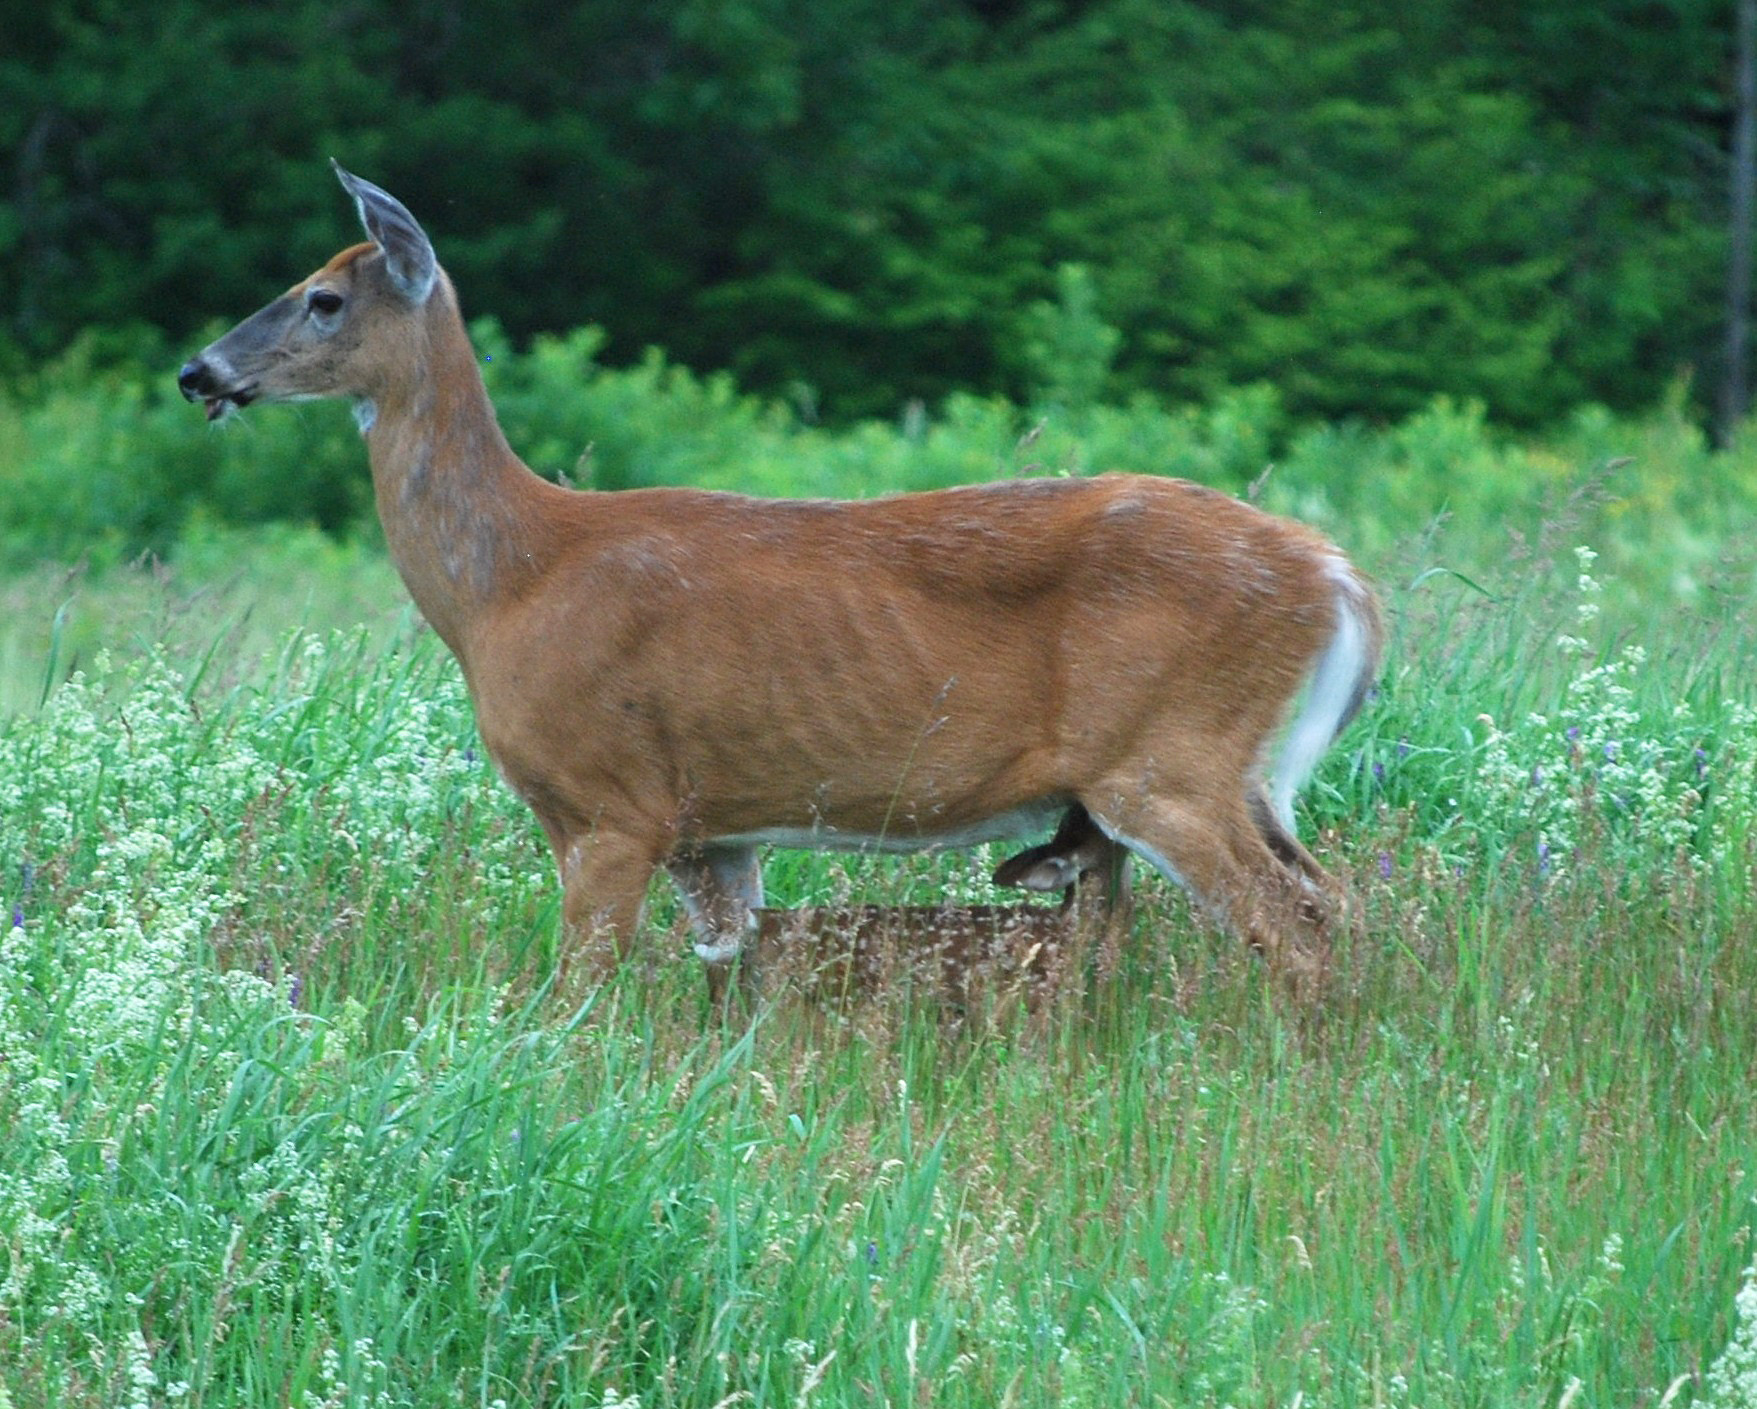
[{"x1": 714, "y1": 799, "x2": 1065, "y2": 854}]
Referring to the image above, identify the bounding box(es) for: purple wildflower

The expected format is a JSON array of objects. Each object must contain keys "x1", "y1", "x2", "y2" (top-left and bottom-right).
[
  {"x1": 1566, "y1": 726, "x2": 1581, "y2": 742},
  {"x1": 1373, "y1": 761, "x2": 1386, "y2": 782},
  {"x1": 1695, "y1": 747, "x2": 1709, "y2": 779},
  {"x1": 1531, "y1": 766, "x2": 1544, "y2": 787},
  {"x1": 288, "y1": 973, "x2": 304, "y2": 1009},
  {"x1": 1378, "y1": 853, "x2": 1394, "y2": 880},
  {"x1": 1537, "y1": 840, "x2": 1552, "y2": 878},
  {"x1": 11, "y1": 861, "x2": 33, "y2": 927},
  {"x1": 1604, "y1": 740, "x2": 1617, "y2": 761}
]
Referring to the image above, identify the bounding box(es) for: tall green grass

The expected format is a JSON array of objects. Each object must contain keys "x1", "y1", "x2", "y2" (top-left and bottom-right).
[
  {"x1": 0, "y1": 524, "x2": 409, "y2": 718},
  {"x1": 3, "y1": 527, "x2": 1755, "y2": 1407}
]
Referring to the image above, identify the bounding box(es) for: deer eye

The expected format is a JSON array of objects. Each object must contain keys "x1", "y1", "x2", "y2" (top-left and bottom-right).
[{"x1": 307, "y1": 289, "x2": 344, "y2": 316}]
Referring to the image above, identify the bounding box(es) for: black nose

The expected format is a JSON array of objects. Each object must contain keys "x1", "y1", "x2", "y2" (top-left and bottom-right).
[{"x1": 178, "y1": 358, "x2": 211, "y2": 401}]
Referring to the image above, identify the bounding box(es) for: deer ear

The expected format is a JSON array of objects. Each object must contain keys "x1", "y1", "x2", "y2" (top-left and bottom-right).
[
  {"x1": 332, "y1": 160, "x2": 436, "y2": 305},
  {"x1": 992, "y1": 846, "x2": 1081, "y2": 893}
]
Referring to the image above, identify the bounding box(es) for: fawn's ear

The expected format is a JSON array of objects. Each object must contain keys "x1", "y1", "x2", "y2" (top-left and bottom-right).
[
  {"x1": 333, "y1": 161, "x2": 436, "y2": 305},
  {"x1": 992, "y1": 847, "x2": 1082, "y2": 893}
]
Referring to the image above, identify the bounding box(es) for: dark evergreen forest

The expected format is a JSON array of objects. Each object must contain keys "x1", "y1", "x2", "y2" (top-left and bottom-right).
[{"x1": 0, "y1": 0, "x2": 1740, "y2": 425}]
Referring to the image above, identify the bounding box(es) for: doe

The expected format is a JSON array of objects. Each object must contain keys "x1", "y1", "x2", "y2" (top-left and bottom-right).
[{"x1": 178, "y1": 165, "x2": 1382, "y2": 997}]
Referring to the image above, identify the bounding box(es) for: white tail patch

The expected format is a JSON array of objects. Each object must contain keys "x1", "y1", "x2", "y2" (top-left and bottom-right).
[{"x1": 1267, "y1": 556, "x2": 1378, "y2": 831}]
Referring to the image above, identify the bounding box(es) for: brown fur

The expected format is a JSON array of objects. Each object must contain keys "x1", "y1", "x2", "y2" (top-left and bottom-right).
[
  {"x1": 714, "y1": 805, "x2": 1132, "y2": 1009},
  {"x1": 179, "y1": 169, "x2": 1384, "y2": 1001},
  {"x1": 729, "y1": 897, "x2": 1099, "y2": 1011}
]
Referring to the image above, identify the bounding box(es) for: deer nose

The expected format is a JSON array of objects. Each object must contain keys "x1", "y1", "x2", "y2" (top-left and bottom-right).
[{"x1": 177, "y1": 358, "x2": 213, "y2": 401}]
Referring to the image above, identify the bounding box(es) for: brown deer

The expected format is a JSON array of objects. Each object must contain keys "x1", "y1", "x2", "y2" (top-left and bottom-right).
[
  {"x1": 178, "y1": 165, "x2": 1382, "y2": 997},
  {"x1": 725, "y1": 803, "x2": 1132, "y2": 1006}
]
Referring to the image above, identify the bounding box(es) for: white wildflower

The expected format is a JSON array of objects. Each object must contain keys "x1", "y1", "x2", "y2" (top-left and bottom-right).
[{"x1": 1694, "y1": 1262, "x2": 1757, "y2": 1409}]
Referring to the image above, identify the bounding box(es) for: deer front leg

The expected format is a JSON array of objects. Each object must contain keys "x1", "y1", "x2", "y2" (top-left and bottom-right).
[
  {"x1": 553, "y1": 827, "x2": 663, "y2": 994},
  {"x1": 667, "y1": 842, "x2": 764, "y2": 1005}
]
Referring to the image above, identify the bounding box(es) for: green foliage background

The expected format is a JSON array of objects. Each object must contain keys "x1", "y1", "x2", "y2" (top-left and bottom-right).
[
  {"x1": 0, "y1": 0, "x2": 1737, "y2": 424},
  {"x1": 7, "y1": 314, "x2": 1757, "y2": 637}
]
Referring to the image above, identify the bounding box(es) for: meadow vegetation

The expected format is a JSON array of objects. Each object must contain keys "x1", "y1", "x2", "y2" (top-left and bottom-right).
[
  {"x1": 3, "y1": 352, "x2": 1757, "y2": 1406},
  {"x1": 9, "y1": 4, "x2": 1757, "y2": 1401},
  {"x1": 5, "y1": 316, "x2": 1756, "y2": 586}
]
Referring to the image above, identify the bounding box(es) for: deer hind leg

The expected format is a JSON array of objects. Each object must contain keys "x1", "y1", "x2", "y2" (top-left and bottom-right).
[
  {"x1": 1091, "y1": 790, "x2": 1332, "y2": 996},
  {"x1": 666, "y1": 843, "x2": 764, "y2": 1004},
  {"x1": 1246, "y1": 788, "x2": 1349, "y2": 932}
]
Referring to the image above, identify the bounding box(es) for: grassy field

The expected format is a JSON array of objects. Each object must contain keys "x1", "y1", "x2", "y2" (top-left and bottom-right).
[{"x1": 2, "y1": 519, "x2": 1756, "y2": 1408}]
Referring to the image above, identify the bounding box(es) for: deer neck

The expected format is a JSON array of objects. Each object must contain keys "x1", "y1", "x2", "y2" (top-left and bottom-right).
[{"x1": 360, "y1": 283, "x2": 551, "y2": 658}]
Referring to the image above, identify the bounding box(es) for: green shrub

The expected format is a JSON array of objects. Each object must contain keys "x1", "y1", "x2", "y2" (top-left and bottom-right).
[
  {"x1": 0, "y1": 333, "x2": 367, "y2": 567},
  {"x1": 6, "y1": 323, "x2": 1757, "y2": 624}
]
